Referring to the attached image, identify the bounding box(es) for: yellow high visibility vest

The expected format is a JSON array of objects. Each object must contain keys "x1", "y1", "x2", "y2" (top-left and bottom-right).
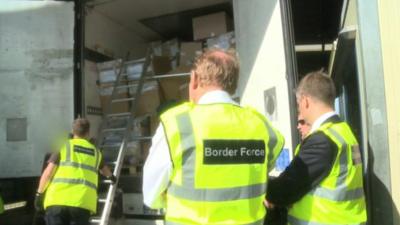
[
  {"x1": 44, "y1": 138, "x2": 102, "y2": 213},
  {"x1": 288, "y1": 121, "x2": 367, "y2": 225},
  {"x1": 161, "y1": 102, "x2": 285, "y2": 225},
  {"x1": 294, "y1": 144, "x2": 300, "y2": 156},
  {"x1": 0, "y1": 195, "x2": 4, "y2": 214}
]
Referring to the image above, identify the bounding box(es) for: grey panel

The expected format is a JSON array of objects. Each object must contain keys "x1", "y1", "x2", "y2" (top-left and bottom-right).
[
  {"x1": 356, "y1": 0, "x2": 393, "y2": 224},
  {"x1": 6, "y1": 118, "x2": 27, "y2": 142},
  {"x1": 0, "y1": 1, "x2": 75, "y2": 178}
]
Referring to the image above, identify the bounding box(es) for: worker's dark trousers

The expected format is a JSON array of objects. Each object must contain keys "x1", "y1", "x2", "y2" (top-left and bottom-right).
[
  {"x1": 264, "y1": 207, "x2": 287, "y2": 225},
  {"x1": 45, "y1": 206, "x2": 90, "y2": 225}
]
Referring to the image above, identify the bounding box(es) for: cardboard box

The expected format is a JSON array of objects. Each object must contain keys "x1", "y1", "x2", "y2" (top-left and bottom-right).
[
  {"x1": 206, "y1": 31, "x2": 236, "y2": 50},
  {"x1": 126, "y1": 56, "x2": 171, "y2": 80},
  {"x1": 179, "y1": 42, "x2": 203, "y2": 67},
  {"x1": 159, "y1": 66, "x2": 191, "y2": 101},
  {"x1": 99, "y1": 82, "x2": 129, "y2": 114},
  {"x1": 192, "y1": 12, "x2": 233, "y2": 41},
  {"x1": 179, "y1": 83, "x2": 189, "y2": 101},
  {"x1": 129, "y1": 81, "x2": 161, "y2": 117},
  {"x1": 151, "y1": 56, "x2": 172, "y2": 75}
]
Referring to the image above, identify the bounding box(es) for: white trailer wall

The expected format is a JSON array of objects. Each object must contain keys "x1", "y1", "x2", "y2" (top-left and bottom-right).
[
  {"x1": 233, "y1": 0, "x2": 293, "y2": 151},
  {"x1": 85, "y1": 9, "x2": 148, "y2": 59},
  {"x1": 0, "y1": 1, "x2": 75, "y2": 178}
]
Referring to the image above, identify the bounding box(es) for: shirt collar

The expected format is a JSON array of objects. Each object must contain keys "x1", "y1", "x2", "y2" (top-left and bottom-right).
[
  {"x1": 197, "y1": 90, "x2": 238, "y2": 105},
  {"x1": 310, "y1": 111, "x2": 337, "y2": 133}
]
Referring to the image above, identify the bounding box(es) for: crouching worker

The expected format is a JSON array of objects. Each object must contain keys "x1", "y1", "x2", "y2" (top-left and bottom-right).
[{"x1": 35, "y1": 118, "x2": 116, "y2": 225}]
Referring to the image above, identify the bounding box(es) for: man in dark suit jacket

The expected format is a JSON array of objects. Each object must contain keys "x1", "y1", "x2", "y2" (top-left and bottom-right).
[{"x1": 265, "y1": 71, "x2": 366, "y2": 225}]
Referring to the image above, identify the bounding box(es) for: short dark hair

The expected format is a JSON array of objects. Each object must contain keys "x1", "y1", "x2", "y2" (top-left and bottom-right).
[
  {"x1": 192, "y1": 48, "x2": 239, "y2": 95},
  {"x1": 296, "y1": 71, "x2": 336, "y2": 106},
  {"x1": 72, "y1": 118, "x2": 90, "y2": 137}
]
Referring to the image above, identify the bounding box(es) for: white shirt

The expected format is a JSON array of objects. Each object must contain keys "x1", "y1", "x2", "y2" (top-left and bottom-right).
[
  {"x1": 142, "y1": 90, "x2": 238, "y2": 208},
  {"x1": 310, "y1": 111, "x2": 337, "y2": 133}
]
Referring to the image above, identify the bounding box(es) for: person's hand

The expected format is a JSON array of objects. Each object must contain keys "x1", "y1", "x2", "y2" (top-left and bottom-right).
[
  {"x1": 263, "y1": 199, "x2": 275, "y2": 209},
  {"x1": 34, "y1": 192, "x2": 44, "y2": 212},
  {"x1": 107, "y1": 174, "x2": 117, "y2": 184}
]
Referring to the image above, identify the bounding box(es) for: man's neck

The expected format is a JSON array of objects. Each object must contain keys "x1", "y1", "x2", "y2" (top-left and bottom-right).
[
  {"x1": 193, "y1": 87, "x2": 223, "y2": 103},
  {"x1": 73, "y1": 135, "x2": 86, "y2": 140},
  {"x1": 308, "y1": 103, "x2": 334, "y2": 125},
  {"x1": 309, "y1": 107, "x2": 336, "y2": 132}
]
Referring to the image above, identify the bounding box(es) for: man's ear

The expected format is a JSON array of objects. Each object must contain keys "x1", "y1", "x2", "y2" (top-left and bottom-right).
[
  {"x1": 304, "y1": 95, "x2": 310, "y2": 109},
  {"x1": 190, "y1": 71, "x2": 199, "y2": 90}
]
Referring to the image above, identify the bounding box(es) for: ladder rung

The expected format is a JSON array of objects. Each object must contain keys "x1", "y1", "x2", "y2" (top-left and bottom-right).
[
  {"x1": 107, "y1": 112, "x2": 131, "y2": 117},
  {"x1": 107, "y1": 161, "x2": 118, "y2": 165},
  {"x1": 102, "y1": 179, "x2": 115, "y2": 184},
  {"x1": 102, "y1": 127, "x2": 126, "y2": 132},
  {"x1": 90, "y1": 218, "x2": 101, "y2": 223},
  {"x1": 132, "y1": 136, "x2": 152, "y2": 141},
  {"x1": 116, "y1": 83, "x2": 139, "y2": 89},
  {"x1": 100, "y1": 143, "x2": 121, "y2": 148},
  {"x1": 98, "y1": 198, "x2": 107, "y2": 203},
  {"x1": 111, "y1": 97, "x2": 135, "y2": 103}
]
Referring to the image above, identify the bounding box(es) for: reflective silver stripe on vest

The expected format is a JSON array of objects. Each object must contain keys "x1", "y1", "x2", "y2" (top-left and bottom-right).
[
  {"x1": 95, "y1": 147, "x2": 100, "y2": 169},
  {"x1": 177, "y1": 113, "x2": 196, "y2": 187},
  {"x1": 168, "y1": 182, "x2": 267, "y2": 202},
  {"x1": 168, "y1": 112, "x2": 267, "y2": 202},
  {"x1": 311, "y1": 186, "x2": 364, "y2": 201},
  {"x1": 166, "y1": 218, "x2": 265, "y2": 225},
  {"x1": 51, "y1": 178, "x2": 97, "y2": 190},
  {"x1": 65, "y1": 141, "x2": 71, "y2": 162},
  {"x1": 310, "y1": 127, "x2": 364, "y2": 202},
  {"x1": 264, "y1": 122, "x2": 278, "y2": 171},
  {"x1": 59, "y1": 161, "x2": 97, "y2": 173},
  {"x1": 288, "y1": 215, "x2": 366, "y2": 225},
  {"x1": 328, "y1": 128, "x2": 348, "y2": 188}
]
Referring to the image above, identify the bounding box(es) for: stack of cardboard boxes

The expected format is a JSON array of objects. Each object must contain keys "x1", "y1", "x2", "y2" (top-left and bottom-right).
[{"x1": 96, "y1": 11, "x2": 235, "y2": 170}]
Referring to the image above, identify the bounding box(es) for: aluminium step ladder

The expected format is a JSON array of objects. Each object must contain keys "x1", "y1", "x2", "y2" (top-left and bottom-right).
[
  {"x1": 91, "y1": 49, "x2": 154, "y2": 225},
  {"x1": 93, "y1": 49, "x2": 193, "y2": 225}
]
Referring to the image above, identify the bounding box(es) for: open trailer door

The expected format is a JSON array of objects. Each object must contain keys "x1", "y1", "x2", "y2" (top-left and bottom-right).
[
  {"x1": 0, "y1": 1, "x2": 77, "y2": 178},
  {"x1": 233, "y1": 0, "x2": 298, "y2": 168}
]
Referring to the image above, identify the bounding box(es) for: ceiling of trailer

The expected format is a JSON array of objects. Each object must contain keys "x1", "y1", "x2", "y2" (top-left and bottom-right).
[{"x1": 88, "y1": 0, "x2": 231, "y2": 41}]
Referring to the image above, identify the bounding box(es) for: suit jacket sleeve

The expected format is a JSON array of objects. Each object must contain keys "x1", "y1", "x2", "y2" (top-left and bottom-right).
[{"x1": 266, "y1": 131, "x2": 338, "y2": 206}]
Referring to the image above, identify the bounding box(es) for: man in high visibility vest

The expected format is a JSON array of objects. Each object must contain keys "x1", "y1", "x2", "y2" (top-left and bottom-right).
[
  {"x1": 266, "y1": 71, "x2": 367, "y2": 225},
  {"x1": 35, "y1": 118, "x2": 115, "y2": 225},
  {"x1": 143, "y1": 49, "x2": 285, "y2": 225}
]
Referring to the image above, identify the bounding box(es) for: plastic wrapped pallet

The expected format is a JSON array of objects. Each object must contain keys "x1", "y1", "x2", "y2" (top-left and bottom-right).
[
  {"x1": 161, "y1": 38, "x2": 180, "y2": 69},
  {"x1": 125, "y1": 58, "x2": 146, "y2": 80},
  {"x1": 206, "y1": 31, "x2": 236, "y2": 50},
  {"x1": 97, "y1": 59, "x2": 122, "y2": 83}
]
